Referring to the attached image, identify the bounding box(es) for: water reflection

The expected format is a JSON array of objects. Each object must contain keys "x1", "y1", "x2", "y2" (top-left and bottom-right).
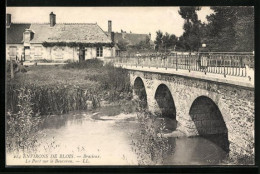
[
  {"x1": 164, "y1": 137, "x2": 228, "y2": 165},
  {"x1": 31, "y1": 105, "x2": 229, "y2": 165},
  {"x1": 130, "y1": 112, "x2": 228, "y2": 165}
]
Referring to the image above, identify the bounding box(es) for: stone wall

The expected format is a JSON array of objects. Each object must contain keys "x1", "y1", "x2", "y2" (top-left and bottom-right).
[{"x1": 129, "y1": 70, "x2": 255, "y2": 159}]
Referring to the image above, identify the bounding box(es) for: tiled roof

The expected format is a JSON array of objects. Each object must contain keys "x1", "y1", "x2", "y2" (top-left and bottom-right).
[
  {"x1": 109, "y1": 32, "x2": 152, "y2": 46},
  {"x1": 29, "y1": 23, "x2": 112, "y2": 44},
  {"x1": 6, "y1": 23, "x2": 31, "y2": 44}
]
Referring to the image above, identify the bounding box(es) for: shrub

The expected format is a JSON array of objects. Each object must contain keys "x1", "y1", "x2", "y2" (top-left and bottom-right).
[
  {"x1": 6, "y1": 88, "x2": 42, "y2": 152},
  {"x1": 63, "y1": 58, "x2": 103, "y2": 69},
  {"x1": 131, "y1": 108, "x2": 174, "y2": 165},
  {"x1": 6, "y1": 83, "x2": 100, "y2": 116}
]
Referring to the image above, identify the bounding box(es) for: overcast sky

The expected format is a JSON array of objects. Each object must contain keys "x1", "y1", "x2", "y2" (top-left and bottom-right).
[{"x1": 6, "y1": 7, "x2": 213, "y2": 40}]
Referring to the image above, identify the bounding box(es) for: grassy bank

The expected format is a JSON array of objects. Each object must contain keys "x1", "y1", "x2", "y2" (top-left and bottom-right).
[
  {"x1": 7, "y1": 59, "x2": 132, "y2": 114},
  {"x1": 6, "y1": 59, "x2": 132, "y2": 152}
]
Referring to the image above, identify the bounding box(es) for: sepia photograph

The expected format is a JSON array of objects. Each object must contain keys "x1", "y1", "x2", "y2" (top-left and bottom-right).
[{"x1": 5, "y1": 6, "x2": 255, "y2": 166}]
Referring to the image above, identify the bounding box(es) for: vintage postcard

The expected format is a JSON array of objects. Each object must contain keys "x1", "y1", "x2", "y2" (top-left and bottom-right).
[{"x1": 5, "y1": 6, "x2": 254, "y2": 166}]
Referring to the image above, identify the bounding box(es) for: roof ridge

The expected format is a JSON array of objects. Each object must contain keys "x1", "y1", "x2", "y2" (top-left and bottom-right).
[
  {"x1": 61, "y1": 23, "x2": 97, "y2": 25},
  {"x1": 126, "y1": 33, "x2": 149, "y2": 35},
  {"x1": 96, "y1": 23, "x2": 112, "y2": 42},
  {"x1": 13, "y1": 22, "x2": 97, "y2": 25},
  {"x1": 11, "y1": 22, "x2": 32, "y2": 24},
  {"x1": 114, "y1": 32, "x2": 149, "y2": 35}
]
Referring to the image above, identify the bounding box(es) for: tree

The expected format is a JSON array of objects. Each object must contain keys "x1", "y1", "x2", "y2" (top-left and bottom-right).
[
  {"x1": 204, "y1": 6, "x2": 254, "y2": 52},
  {"x1": 135, "y1": 36, "x2": 152, "y2": 50},
  {"x1": 117, "y1": 39, "x2": 129, "y2": 51},
  {"x1": 155, "y1": 31, "x2": 178, "y2": 52},
  {"x1": 154, "y1": 30, "x2": 163, "y2": 51},
  {"x1": 162, "y1": 32, "x2": 170, "y2": 52},
  {"x1": 178, "y1": 6, "x2": 201, "y2": 52},
  {"x1": 169, "y1": 34, "x2": 178, "y2": 51}
]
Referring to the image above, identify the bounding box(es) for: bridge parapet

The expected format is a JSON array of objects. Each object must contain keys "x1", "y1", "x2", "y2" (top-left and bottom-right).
[{"x1": 114, "y1": 53, "x2": 254, "y2": 88}]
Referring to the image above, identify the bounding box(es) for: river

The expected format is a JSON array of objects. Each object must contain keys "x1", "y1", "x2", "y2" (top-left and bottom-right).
[{"x1": 6, "y1": 105, "x2": 229, "y2": 166}]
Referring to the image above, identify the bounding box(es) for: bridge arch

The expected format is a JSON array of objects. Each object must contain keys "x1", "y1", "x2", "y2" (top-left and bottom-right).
[
  {"x1": 133, "y1": 77, "x2": 147, "y2": 107},
  {"x1": 189, "y1": 96, "x2": 230, "y2": 152},
  {"x1": 154, "y1": 84, "x2": 177, "y2": 131}
]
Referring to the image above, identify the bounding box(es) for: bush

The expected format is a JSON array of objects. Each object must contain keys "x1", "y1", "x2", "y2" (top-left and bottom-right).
[
  {"x1": 6, "y1": 88, "x2": 42, "y2": 152},
  {"x1": 63, "y1": 58, "x2": 104, "y2": 69},
  {"x1": 7, "y1": 83, "x2": 100, "y2": 116},
  {"x1": 131, "y1": 108, "x2": 174, "y2": 165}
]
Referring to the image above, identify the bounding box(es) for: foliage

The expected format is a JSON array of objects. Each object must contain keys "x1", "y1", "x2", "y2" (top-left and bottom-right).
[
  {"x1": 178, "y1": 6, "x2": 201, "y2": 52},
  {"x1": 7, "y1": 59, "x2": 132, "y2": 116},
  {"x1": 84, "y1": 63, "x2": 132, "y2": 102},
  {"x1": 6, "y1": 60, "x2": 27, "y2": 73},
  {"x1": 132, "y1": 36, "x2": 152, "y2": 50},
  {"x1": 175, "y1": 6, "x2": 254, "y2": 52},
  {"x1": 6, "y1": 59, "x2": 132, "y2": 152},
  {"x1": 222, "y1": 153, "x2": 254, "y2": 165},
  {"x1": 204, "y1": 6, "x2": 254, "y2": 52},
  {"x1": 6, "y1": 88, "x2": 42, "y2": 153},
  {"x1": 63, "y1": 58, "x2": 104, "y2": 69},
  {"x1": 7, "y1": 83, "x2": 95, "y2": 116},
  {"x1": 131, "y1": 109, "x2": 174, "y2": 165},
  {"x1": 117, "y1": 39, "x2": 129, "y2": 51},
  {"x1": 155, "y1": 31, "x2": 178, "y2": 52},
  {"x1": 154, "y1": 30, "x2": 163, "y2": 51}
]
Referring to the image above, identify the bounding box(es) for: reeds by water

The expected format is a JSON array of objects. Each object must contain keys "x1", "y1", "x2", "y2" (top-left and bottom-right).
[{"x1": 6, "y1": 59, "x2": 132, "y2": 152}]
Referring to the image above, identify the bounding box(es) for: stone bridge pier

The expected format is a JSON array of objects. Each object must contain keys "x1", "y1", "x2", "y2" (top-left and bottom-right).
[{"x1": 129, "y1": 70, "x2": 254, "y2": 159}]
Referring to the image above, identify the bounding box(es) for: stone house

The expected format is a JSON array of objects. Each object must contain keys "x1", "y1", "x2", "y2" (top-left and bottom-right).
[
  {"x1": 107, "y1": 30, "x2": 155, "y2": 55},
  {"x1": 6, "y1": 12, "x2": 117, "y2": 62},
  {"x1": 114, "y1": 31, "x2": 152, "y2": 46}
]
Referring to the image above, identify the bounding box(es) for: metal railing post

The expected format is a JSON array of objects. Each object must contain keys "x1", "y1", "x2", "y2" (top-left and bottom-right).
[
  {"x1": 176, "y1": 53, "x2": 178, "y2": 71},
  {"x1": 224, "y1": 59, "x2": 226, "y2": 77}
]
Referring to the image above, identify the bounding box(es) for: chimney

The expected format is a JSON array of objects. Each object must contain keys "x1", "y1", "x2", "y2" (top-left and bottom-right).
[
  {"x1": 108, "y1": 20, "x2": 112, "y2": 34},
  {"x1": 111, "y1": 32, "x2": 114, "y2": 43},
  {"x1": 108, "y1": 20, "x2": 114, "y2": 42},
  {"x1": 6, "y1": 14, "x2": 11, "y2": 27},
  {"x1": 50, "y1": 12, "x2": 56, "y2": 27},
  {"x1": 149, "y1": 33, "x2": 151, "y2": 39}
]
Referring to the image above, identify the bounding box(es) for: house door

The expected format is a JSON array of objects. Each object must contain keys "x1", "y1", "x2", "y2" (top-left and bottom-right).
[
  {"x1": 24, "y1": 47, "x2": 31, "y2": 61},
  {"x1": 79, "y1": 47, "x2": 85, "y2": 62}
]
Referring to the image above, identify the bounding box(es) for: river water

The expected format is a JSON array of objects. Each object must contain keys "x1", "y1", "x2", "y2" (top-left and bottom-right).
[{"x1": 6, "y1": 105, "x2": 229, "y2": 166}]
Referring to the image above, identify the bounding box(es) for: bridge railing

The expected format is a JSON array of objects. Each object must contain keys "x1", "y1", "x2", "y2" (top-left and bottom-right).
[{"x1": 114, "y1": 53, "x2": 254, "y2": 78}]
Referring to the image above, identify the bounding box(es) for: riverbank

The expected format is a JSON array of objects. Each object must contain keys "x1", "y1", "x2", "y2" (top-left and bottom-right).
[
  {"x1": 6, "y1": 59, "x2": 133, "y2": 153},
  {"x1": 5, "y1": 59, "x2": 253, "y2": 165}
]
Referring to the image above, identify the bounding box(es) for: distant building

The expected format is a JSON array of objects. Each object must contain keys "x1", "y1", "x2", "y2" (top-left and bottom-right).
[
  {"x1": 6, "y1": 12, "x2": 117, "y2": 62},
  {"x1": 113, "y1": 31, "x2": 153, "y2": 46},
  {"x1": 105, "y1": 27, "x2": 154, "y2": 55}
]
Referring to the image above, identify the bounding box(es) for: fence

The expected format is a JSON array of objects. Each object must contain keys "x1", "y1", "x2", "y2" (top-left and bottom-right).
[{"x1": 114, "y1": 53, "x2": 254, "y2": 78}]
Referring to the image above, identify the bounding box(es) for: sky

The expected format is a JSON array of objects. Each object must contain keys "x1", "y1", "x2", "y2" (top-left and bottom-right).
[{"x1": 6, "y1": 7, "x2": 213, "y2": 40}]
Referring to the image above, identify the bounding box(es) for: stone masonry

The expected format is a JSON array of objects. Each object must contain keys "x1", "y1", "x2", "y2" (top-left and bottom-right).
[{"x1": 129, "y1": 70, "x2": 254, "y2": 159}]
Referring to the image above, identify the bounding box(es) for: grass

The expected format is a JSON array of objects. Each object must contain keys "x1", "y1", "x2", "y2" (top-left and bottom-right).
[
  {"x1": 6, "y1": 59, "x2": 132, "y2": 152},
  {"x1": 7, "y1": 60, "x2": 132, "y2": 114}
]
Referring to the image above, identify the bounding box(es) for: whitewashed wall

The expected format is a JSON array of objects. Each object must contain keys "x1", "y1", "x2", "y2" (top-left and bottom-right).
[
  {"x1": 103, "y1": 47, "x2": 113, "y2": 58},
  {"x1": 6, "y1": 44, "x2": 24, "y2": 61},
  {"x1": 7, "y1": 44, "x2": 116, "y2": 62}
]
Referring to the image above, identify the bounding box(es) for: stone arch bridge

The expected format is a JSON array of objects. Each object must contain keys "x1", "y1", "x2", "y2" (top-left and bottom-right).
[{"x1": 126, "y1": 67, "x2": 254, "y2": 159}]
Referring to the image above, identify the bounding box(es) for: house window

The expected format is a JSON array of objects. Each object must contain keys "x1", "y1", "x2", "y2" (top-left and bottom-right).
[
  {"x1": 96, "y1": 47, "x2": 103, "y2": 57},
  {"x1": 35, "y1": 46, "x2": 42, "y2": 56},
  {"x1": 9, "y1": 46, "x2": 17, "y2": 56},
  {"x1": 53, "y1": 47, "x2": 63, "y2": 59}
]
